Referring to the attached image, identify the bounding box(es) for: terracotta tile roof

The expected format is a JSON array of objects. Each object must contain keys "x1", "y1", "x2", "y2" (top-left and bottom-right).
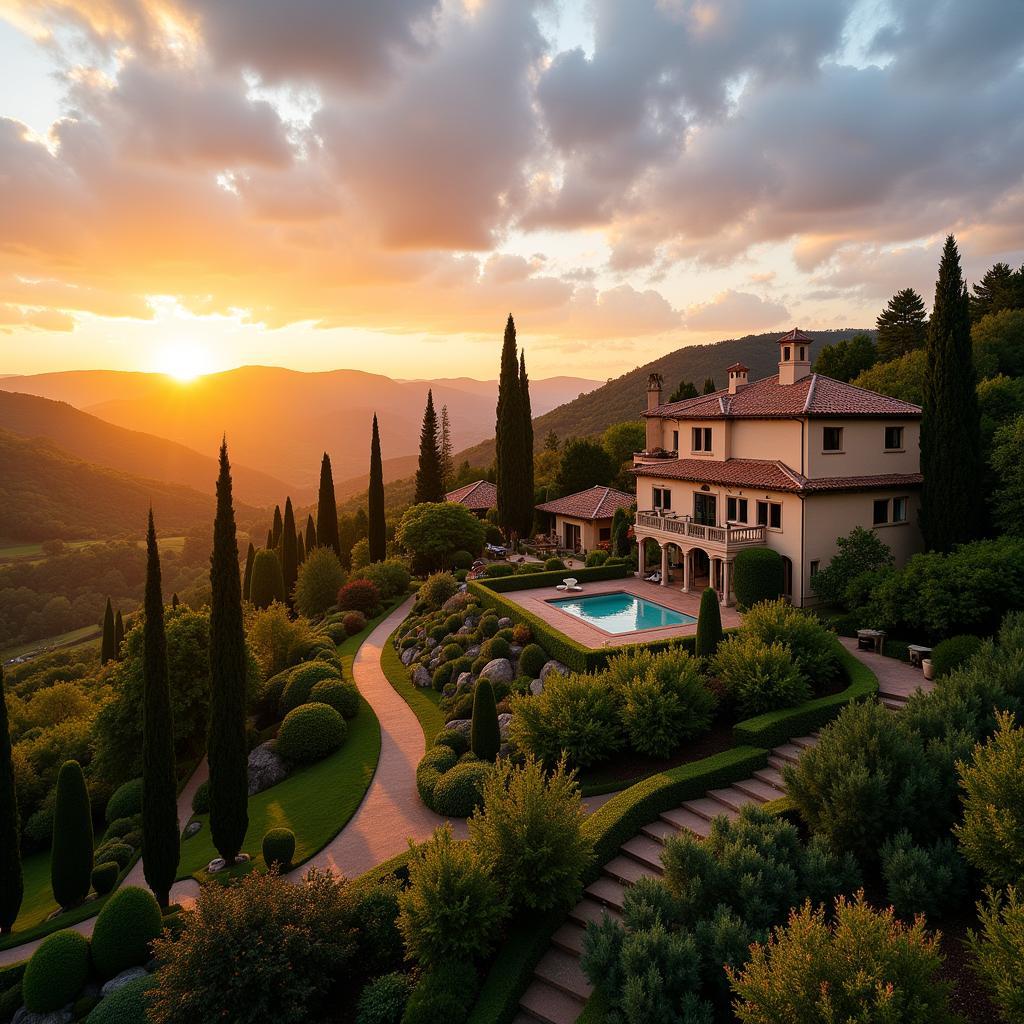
[
  {"x1": 536, "y1": 485, "x2": 636, "y2": 520},
  {"x1": 645, "y1": 373, "x2": 921, "y2": 420},
  {"x1": 777, "y1": 327, "x2": 814, "y2": 344},
  {"x1": 445, "y1": 479, "x2": 497, "y2": 510},
  {"x1": 632, "y1": 458, "x2": 922, "y2": 495},
  {"x1": 726, "y1": 362, "x2": 749, "y2": 372}
]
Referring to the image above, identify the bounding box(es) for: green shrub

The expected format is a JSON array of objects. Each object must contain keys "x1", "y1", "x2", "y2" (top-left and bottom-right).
[
  {"x1": 480, "y1": 616, "x2": 499, "y2": 638},
  {"x1": 401, "y1": 962, "x2": 479, "y2": 1024},
  {"x1": 811, "y1": 526, "x2": 894, "y2": 609},
  {"x1": 544, "y1": 557, "x2": 566, "y2": 571},
  {"x1": 518, "y1": 643, "x2": 547, "y2": 678},
  {"x1": 280, "y1": 662, "x2": 341, "y2": 716},
  {"x1": 337, "y1": 579, "x2": 382, "y2": 616},
  {"x1": 471, "y1": 680, "x2": 500, "y2": 762},
  {"x1": 415, "y1": 744, "x2": 459, "y2": 806},
  {"x1": 728, "y1": 893, "x2": 954, "y2": 1024},
  {"x1": 695, "y1": 587, "x2": 723, "y2": 658},
  {"x1": 103, "y1": 816, "x2": 140, "y2": 841},
  {"x1": 276, "y1": 703, "x2": 347, "y2": 763},
  {"x1": 511, "y1": 623, "x2": 532, "y2": 644},
  {"x1": 106, "y1": 777, "x2": 144, "y2": 823},
  {"x1": 93, "y1": 841, "x2": 134, "y2": 870},
  {"x1": 441, "y1": 641, "x2": 463, "y2": 661},
  {"x1": 482, "y1": 636, "x2": 511, "y2": 661},
  {"x1": 483, "y1": 562, "x2": 516, "y2": 578},
  {"x1": 741, "y1": 600, "x2": 840, "y2": 687},
  {"x1": 733, "y1": 548, "x2": 784, "y2": 608},
  {"x1": 262, "y1": 827, "x2": 296, "y2": 869},
  {"x1": 92, "y1": 861, "x2": 119, "y2": 896},
  {"x1": 343, "y1": 611, "x2": 368, "y2": 636},
  {"x1": 309, "y1": 677, "x2": 360, "y2": 719},
  {"x1": 880, "y1": 831, "x2": 967, "y2": 921},
  {"x1": 51, "y1": 759, "x2": 93, "y2": 910},
  {"x1": 0, "y1": 984, "x2": 22, "y2": 1021},
  {"x1": 968, "y1": 885, "x2": 1024, "y2": 1023},
  {"x1": 451, "y1": 550, "x2": 474, "y2": 570},
  {"x1": 431, "y1": 761, "x2": 492, "y2": 817},
  {"x1": 352, "y1": 559, "x2": 412, "y2": 601},
  {"x1": 434, "y1": 729, "x2": 469, "y2": 756},
  {"x1": 355, "y1": 972, "x2": 412, "y2": 1024},
  {"x1": 397, "y1": 825, "x2": 506, "y2": 968},
  {"x1": 585, "y1": 551, "x2": 608, "y2": 567},
  {"x1": 432, "y1": 665, "x2": 453, "y2": 691},
  {"x1": 90, "y1": 885, "x2": 163, "y2": 979},
  {"x1": 419, "y1": 573, "x2": 460, "y2": 610},
  {"x1": 515, "y1": 562, "x2": 545, "y2": 574},
  {"x1": 931, "y1": 634, "x2": 983, "y2": 677},
  {"x1": 191, "y1": 780, "x2": 210, "y2": 815},
  {"x1": 84, "y1": 974, "x2": 156, "y2": 1024},
  {"x1": 712, "y1": 635, "x2": 810, "y2": 717},
  {"x1": 22, "y1": 929, "x2": 91, "y2": 1012},
  {"x1": 293, "y1": 546, "x2": 347, "y2": 618}
]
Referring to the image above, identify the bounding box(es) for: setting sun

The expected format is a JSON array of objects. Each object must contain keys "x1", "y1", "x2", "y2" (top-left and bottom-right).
[{"x1": 157, "y1": 342, "x2": 211, "y2": 382}]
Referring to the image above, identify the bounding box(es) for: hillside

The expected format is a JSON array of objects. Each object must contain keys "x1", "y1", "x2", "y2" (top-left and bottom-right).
[
  {"x1": 0, "y1": 390, "x2": 292, "y2": 506},
  {"x1": 0, "y1": 428, "x2": 254, "y2": 541}
]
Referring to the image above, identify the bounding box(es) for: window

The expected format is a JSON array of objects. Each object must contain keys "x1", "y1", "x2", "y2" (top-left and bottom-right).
[
  {"x1": 892, "y1": 496, "x2": 908, "y2": 523},
  {"x1": 822, "y1": 426, "x2": 843, "y2": 452},
  {"x1": 783, "y1": 346, "x2": 791, "y2": 361},
  {"x1": 885, "y1": 426, "x2": 904, "y2": 450},
  {"x1": 599, "y1": 526, "x2": 611, "y2": 541},
  {"x1": 671, "y1": 430, "x2": 679, "y2": 452},
  {"x1": 873, "y1": 498, "x2": 889, "y2": 525},
  {"x1": 756, "y1": 500, "x2": 782, "y2": 529},
  {"x1": 727, "y1": 496, "x2": 748, "y2": 523},
  {"x1": 693, "y1": 492, "x2": 717, "y2": 526},
  {"x1": 810, "y1": 560, "x2": 820, "y2": 577},
  {"x1": 691, "y1": 426, "x2": 712, "y2": 452},
  {"x1": 799, "y1": 346, "x2": 806, "y2": 360},
  {"x1": 653, "y1": 486, "x2": 672, "y2": 511},
  {"x1": 564, "y1": 523, "x2": 581, "y2": 550}
]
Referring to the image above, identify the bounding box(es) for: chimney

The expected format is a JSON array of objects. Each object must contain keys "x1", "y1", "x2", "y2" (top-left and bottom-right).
[
  {"x1": 645, "y1": 373, "x2": 664, "y2": 453},
  {"x1": 646, "y1": 372, "x2": 663, "y2": 412},
  {"x1": 777, "y1": 328, "x2": 812, "y2": 385},
  {"x1": 726, "y1": 362, "x2": 749, "y2": 395}
]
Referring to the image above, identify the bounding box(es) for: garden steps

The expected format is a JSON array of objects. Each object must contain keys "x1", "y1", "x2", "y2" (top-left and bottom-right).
[
  {"x1": 752, "y1": 766, "x2": 787, "y2": 791},
  {"x1": 519, "y1": 978, "x2": 587, "y2": 1024},
  {"x1": 552, "y1": 921, "x2": 588, "y2": 956},
  {"x1": 621, "y1": 834, "x2": 668, "y2": 871},
  {"x1": 603, "y1": 854, "x2": 662, "y2": 885},
  {"x1": 731, "y1": 777, "x2": 783, "y2": 803},
  {"x1": 706, "y1": 787, "x2": 763, "y2": 813},
  {"x1": 659, "y1": 806, "x2": 714, "y2": 835},
  {"x1": 681, "y1": 796, "x2": 741, "y2": 823},
  {"x1": 642, "y1": 817, "x2": 689, "y2": 843},
  {"x1": 568, "y1": 894, "x2": 623, "y2": 928},
  {"x1": 769, "y1": 742, "x2": 805, "y2": 764},
  {"x1": 535, "y1": 946, "x2": 594, "y2": 1001},
  {"x1": 790, "y1": 734, "x2": 820, "y2": 750},
  {"x1": 585, "y1": 876, "x2": 630, "y2": 912}
]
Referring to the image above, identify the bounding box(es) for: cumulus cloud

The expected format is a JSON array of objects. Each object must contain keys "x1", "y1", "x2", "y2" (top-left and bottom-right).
[{"x1": 683, "y1": 289, "x2": 789, "y2": 332}]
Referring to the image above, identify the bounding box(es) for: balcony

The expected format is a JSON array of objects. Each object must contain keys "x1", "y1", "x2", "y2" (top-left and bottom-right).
[
  {"x1": 634, "y1": 510, "x2": 766, "y2": 552},
  {"x1": 632, "y1": 448, "x2": 679, "y2": 467}
]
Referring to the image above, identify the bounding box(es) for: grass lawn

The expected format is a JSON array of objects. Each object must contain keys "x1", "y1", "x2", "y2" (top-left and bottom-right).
[
  {"x1": 380, "y1": 630, "x2": 445, "y2": 744},
  {"x1": 1, "y1": 626, "x2": 101, "y2": 662}
]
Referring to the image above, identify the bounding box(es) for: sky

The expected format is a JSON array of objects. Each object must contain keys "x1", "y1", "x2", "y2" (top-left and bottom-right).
[{"x1": 0, "y1": 0, "x2": 1022, "y2": 381}]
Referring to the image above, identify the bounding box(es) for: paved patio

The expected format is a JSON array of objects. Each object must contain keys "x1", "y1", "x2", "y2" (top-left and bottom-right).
[{"x1": 501, "y1": 575, "x2": 741, "y2": 649}]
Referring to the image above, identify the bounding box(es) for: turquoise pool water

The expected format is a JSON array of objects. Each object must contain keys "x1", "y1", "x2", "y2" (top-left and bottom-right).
[{"x1": 550, "y1": 591, "x2": 696, "y2": 634}]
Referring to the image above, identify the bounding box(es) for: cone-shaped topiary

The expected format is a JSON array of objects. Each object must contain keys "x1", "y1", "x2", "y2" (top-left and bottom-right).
[
  {"x1": 101, "y1": 597, "x2": 116, "y2": 664},
  {"x1": 305, "y1": 514, "x2": 317, "y2": 555},
  {"x1": 368, "y1": 413, "x2": 387, "y2": 563},
  {"x1": 0, "y1": 664, "x2": 22, "y2": 933},
  {"x1": 695, "y1": 586, "x2": 723, "y2": 659},
  {"x1": 471, "y1": 679, "x2": 500, "y2": 762},
  {"x1": 282, "y1": 496, "x2": 298, "y2": 609},
  {"x1": 51, "y1": 759, "x2": 93, "y2": 910},
  {"x1": 90, "y1": 885, "x2": 163, "y2": 979}
]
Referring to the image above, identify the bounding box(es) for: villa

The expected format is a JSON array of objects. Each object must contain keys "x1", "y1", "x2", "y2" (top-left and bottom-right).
[
  {"x1": 535, "y1": 484, "x2": 635, "y2": 554},
  {"x1": 633, "y1": 329, "x2": 923, "y2": 607},
  {"x1": 445, "y1": 479, "x2": 497, "y2": 517}
]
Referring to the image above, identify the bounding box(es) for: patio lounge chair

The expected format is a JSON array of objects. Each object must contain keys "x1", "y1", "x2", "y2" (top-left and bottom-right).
[{"x1": 643, "y1": 570, "x2": 662, "y2": 584}]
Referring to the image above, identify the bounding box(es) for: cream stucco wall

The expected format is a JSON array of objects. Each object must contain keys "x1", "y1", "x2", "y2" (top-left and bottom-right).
[
  {"x1": 552, "y1": 515, "x2": 612, "y2": 553},
  {"x1": 805, "y1": 419, "x2": 920, "y2": 478},
  {"x1": 727, "y1": 418, "x2": 803, "y2": 466}
]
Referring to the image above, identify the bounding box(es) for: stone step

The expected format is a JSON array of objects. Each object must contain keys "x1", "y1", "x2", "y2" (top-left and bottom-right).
[
  {"x1": 790, "y1": 735, "x2": 820, "y2": 750},
  {"x1": 659, "y1": 806, "x2": 713, "y2": 836},
  {"x1": 707, "y1": 787, "x2": 762, "y2": 813},
  {"x1": 551, "y1": 921, "x2": 587, "y2": 956},
  {"x1": 519, "y1": 979, "x2": 585, "y2": 1024},
  {"x1": 681, "y1": 796, "x2": 739, "y2": 824},
  {"x1": 535, "y1": 946, "x2": 593, "y2": 1001},
  {"x1": 621, "y1": 834, "x2": 666, "y2": 872},
  {"x1": 585, "y1": 876, "x2": 629, "y2": 912},
  {"x1": 603, "y1": 854, "x2": 661, "y2": 886},
  {"x1": 568, "y1": 895, "x2": 623, "y2": 929},
  {"x1": 880, "y1": 696, "x2": 905, "y2": 711},
  {"x1": 732, "y1": 777, "x2": 782, "y2": 803},
  {"x1": 879, "y1": 689, "x2": 909, "y2": 703},
  {"x1": 512, "y1": 1014, "x2": 538, "y2": 1024},
  {"x1": 753, "y1": 766, "x2": 787, "y2": 791},
  {"x1": 642, "y1": 818, "x2": 683, "y2": 844},
  {"x1": 770, "y1": 743, "x2": 804, "y2": 764},
  {"x1": 767, "y1": 755, "x2": 797, "y2": 773}
]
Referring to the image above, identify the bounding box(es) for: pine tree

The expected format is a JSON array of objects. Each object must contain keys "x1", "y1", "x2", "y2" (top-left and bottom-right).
[
  {"x1": 669, "y1": 379, "x2": 698, "y2": 402},
  {"x1": 208, "y1": 441, "x2": 249, "y2": 864},
  {"x1": 271, "y1": 505, "x2": 283, "y2": 548},
  {"x1": 51, "y1": 760, "x2": 92, "y2": 910},
  {"x1": 368, "y1": 413, "x2": 387, "y2": 563},
  {"x1": 141, "y1": 510, "x2": 179, "y2": 908},
  {"x1": 876, "y1": 288, "x2": 928, "y2": 360},
  {"x1": 414, "y1": 390, "x2": 445, "y2": 504},
  {"x1": 544, "y1": 430, "x2": 560, "y2": 452},
  {"x1": 970, "y1": 262, "x2": 1024, "y2": 321},
  {"x1": 281, "y1": 497, "x2": 298, "y2": 609},
  {"x1": 695, "y1": 587, "x2": 723, "y2": 658},
  {"x1": 317, "y1": 453, "x2": 341, "y2": 557},
  {"x1": 702, "y1": 377, "x2": 716, "y2": 394},
  {"x1": 921, "y1": 235, "x2": 984, "y2": 551},
  {"x1": 471, "y1": 679, "x2": 500, "y2": 762},
  {"x1": 114, "y1": 608, "x2": 124, "y2": 659},
  {"x1": 439, "y1": 404, "x2": 454, "y2": 491},
  {"x1": 496, "y1": 315, "x2": 527, "y2": 540},
  {"x1": 242, "y1": 542, "x2": 255, "y2": 601},
  {"x1": 0, "y1": 665, "x2": 22, "y2": 934},
  {"x1": 101, "y1": 597, "x2": 116, "y2": 665},
  {"x1": 305, "y1": 514, "x2": 317, "y2": 555},
  {"x1": 518, "y1": 350, "x2": 536, "y2": 538}
]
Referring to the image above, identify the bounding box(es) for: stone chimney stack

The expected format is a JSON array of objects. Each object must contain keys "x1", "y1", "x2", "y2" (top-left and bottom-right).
[
  {"x1": 646, "y1": 372, "x2": 663, "y2": 412},
  {"x1": 645, "y1": 373, "x2": 664, "y2": 452},
  {"x1": 777, "y1": 328, "x2": 812, "y2": 385},
  {"x1": 726, "y1": 362, "x2": 749, "y2": 395}
]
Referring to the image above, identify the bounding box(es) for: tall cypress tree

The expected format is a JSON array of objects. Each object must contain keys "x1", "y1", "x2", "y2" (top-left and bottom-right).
[
  {"x1": 296, "y1": 532, "x2": 304, "y2": 565},
  {"x1": 271, "y1": 505, "x2": 283, "y2": 548},
  {"x1": 317, "y1": 453, "x2": 341, "y2": 557},
  {"x1": 142, "y1": 510, "x2": 179, "y2": 908},
  {"x1": 0, "y1": 664, "x2": 22, "y2": 934},
  {"x1": 368, "y1": 414, "x2": 387, "y2": 563},
  {"x1": 414, "y1": 390, "x2": 445, "y2": 503},
  {"x1": 265, "y1": 528, "x2": 273, "y2": 550},
  {"x1": 518, "y1": 350, "x2": 535, "y2": 539},
  {"x1": 114, "y1": 608, "x2": 125, "y2": 659},
  {"x1": 242, "y1": 542, "x2": 255, "y2": 601},
  {"x1": 281, "y1": 497, "x2": 298, "y2": 609},
  {"x1": 921, "y1": 235, "x2": 983, "y2": 551},
  {"x1": 208, "y1": 440, "x2": 249, "y2": 865},
  {"x1": 495, "y1": 314, "x2": 526, "y2": 540},
  {"x1": 101, "y1": 598, "x2": 115, "y2": 665},
  {"x1": 51, "y1": 760, "x2": 92, "y2": 910},
  {"x1": 305, "y1": 514, "x2": 317, "y2": 555},
  {"x1": 702, "y1": 377, "x2": 717, "y2": 394},
  {"x1": 439, "y1": 405, "x2": 454, "y2": 490}
]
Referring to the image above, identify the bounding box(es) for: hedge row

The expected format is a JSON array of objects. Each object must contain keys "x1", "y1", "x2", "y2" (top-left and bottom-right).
[
  {"x1": 474, "y1": 563, "x2": 630, "y2": 593},
  {"x1": 731, "y1": 645, "x2": 878, "y2": 748}
]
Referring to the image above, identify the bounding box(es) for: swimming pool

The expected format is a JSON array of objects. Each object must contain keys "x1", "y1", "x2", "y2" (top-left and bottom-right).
[{"x1": 549, "y1": 591, "x2": 697, "y2": 635}]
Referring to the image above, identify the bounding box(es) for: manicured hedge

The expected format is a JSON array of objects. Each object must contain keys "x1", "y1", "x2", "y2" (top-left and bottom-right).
[
  {"x1": 731, "y1": 645, "x2": 878, "y2": 748},
  {"x1": 475, "y1": 563, "x2": 629, "y2": 593}
]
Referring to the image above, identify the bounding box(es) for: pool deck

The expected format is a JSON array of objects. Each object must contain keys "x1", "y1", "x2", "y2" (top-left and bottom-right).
[{"x1": 502, "y1": 576, "x2": 741, "y2": 649}]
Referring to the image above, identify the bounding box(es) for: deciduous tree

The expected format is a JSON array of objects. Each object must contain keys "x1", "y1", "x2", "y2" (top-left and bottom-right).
[{"x1": 554, "y1": 438, "x2": 614, "y2": 497}]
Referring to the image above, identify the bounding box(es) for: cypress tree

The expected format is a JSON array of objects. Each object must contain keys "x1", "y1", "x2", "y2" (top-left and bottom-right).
[
  {"x1": 141, "y1": 510, "x2": 178, "y2": 908},
  {"x1": 208, "y1": 440, "x2": 249, "y2": 865},
  {"x1": 876, "y1": 287, "x2": 927, "y2": 360},
  {"x1": 296, "y1": 532, "x2": 304, "y2": 565},
  {"x1": 368, "y1": 414, "x2": 387, "y2": 563},
  {"x1": 50, "y1": 760, "x2": 92, "y2": 910},
  {"x1": 114, "y1": 609, "x2": 124, "y2": 659},
  {"x1": 265, "y1": 528, "x2": 273, "y2": 550},
  {"x1": 101, "y1": 598, "x2": 115, "y2": 665},
  {"x1": 249, "y1": 549, "x2": 285, "y2": 609},
  {"x1": 271, "y1": 505, "x2": 283, "y2": 548},
  {"x1": 171, "y1": 593, "x2": 179, "y2": 609},
  {"x1": 0, "y1": 665, "x2": 22, "y2": 934},
  {"x1": 439, "y1": 404, "x2": 454, "y2": 490},
  {"x1": 921, "y1": 235, "x2": 984, "y2": 551},
  {"x1": 702, "y1": 377, "x2": 716, "y2": 394},
  {"x1": 470, "y1": 679, "x2": 500, "y2": 762},
  {"x1": 305, "y1": 514, "x2": 317, "y2": 555},
  {"x1": 414, "y1": 390, "x2": 445, "y2": 503},
  {"x1": 695, "y1": 587, "x2": 723, "y2": 659},
  {"x1": 317, "y1": 453, "x2": 341, "y2": 557},
  {"x1": 519, "y1": 351, "x2": 535, "y2": 539},
  {"x1": 242, "y1": 542, "x2": 255, "y2": 601},
  {"x1": 281, "y1": 497, "x2": 298, "y2": 609},
  {"x1": 495, "y1": 314, "x2": 526, "y2": 540}
]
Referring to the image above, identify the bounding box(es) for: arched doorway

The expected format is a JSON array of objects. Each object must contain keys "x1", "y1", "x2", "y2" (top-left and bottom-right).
[{"x1": 689, "y1": 548, "x2": 711, "y2": 591}]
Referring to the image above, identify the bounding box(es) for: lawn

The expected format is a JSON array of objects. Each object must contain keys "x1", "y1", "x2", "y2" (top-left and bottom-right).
[
  {"x1": 380, "y1": 631, "x2": 445, "y2": 744},
  {"x1": 1, "y1": 626, "x2": 101, "y2": 662}
]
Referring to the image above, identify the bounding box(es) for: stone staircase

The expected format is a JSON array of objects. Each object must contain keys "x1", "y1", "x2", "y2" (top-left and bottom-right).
[{"x1": 512, "y1": 735, "x2": 820, "y2": 1024}]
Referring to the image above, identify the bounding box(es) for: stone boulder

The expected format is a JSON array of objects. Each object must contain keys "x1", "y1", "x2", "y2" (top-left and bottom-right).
[
  {"x1": 423, "y1": 636, "x2": 437, "y2": 649},
  {"x1": 478, "y1": 658, "x2": 514, "y2": 685},
  {"x1": 539, "y1": 659, "x2": 569, "y2": 682},
  {"x1": 183, "y1": 820, "x2": 202, "y2": 839},
  {"x1": 400, "y1": 647, "x2": 418, "y2": 667},
  {"x1": 444, "y1": 718, "x2": 472, "y2": 739},
  {"x1": 529, "y1": 678, "x2": 544, "y2": 696},
  {"x1": 509, "y1": 643, "x2": 523, "y2": 658},
  {"x1": 248, "y1": 741, "x2": 289, "y2": 796},
  {"x1": 101, "y1": 968, "x2": 149, "y2": 998},
  {"x1": 498, "y1": 617, "x2": 513, "y2": 629},
  {"x1": 465, "y1": 645, "x2": 481, "y2": 659},
  {"x1": 13, "y1": 1008, "x2": 72, "y2": 1024},
  {"x1": 455, "y1": 672, "x2": 474, "y2": 693},
  {"x1": 497, "y1": 713, "x2": 512, "y2": 741},
  {"x1": 411, "y1": 666, "x2": 432, "y2": 689}
]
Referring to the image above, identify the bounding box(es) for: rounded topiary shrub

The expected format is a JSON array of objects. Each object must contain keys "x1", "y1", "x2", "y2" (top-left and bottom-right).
[
  {"x1": 585, "y1": 550, "x2": 608, "y2": 567},
  {"x1": 276, "y1": 702, "x2": 347, "y2": 763},
  {"x1": 103, "y1": 816, "x2": 139, "y2": 842},
  {"x1": 84, "y1": 974, "x2": 156, "y2": 1024},
  {"x1": 733, "y1": 547, "x2": 785, "y2": 608},
  {"x1": 191, "y1": 780, "x2": 210, "y2": 815},
  {"x1": 518, "y1": 643, "x2": 547, "y2": 679},
  {"x1": 280, "y1": 662, "x2": 341, "y2": 716},
  {"x1": 483, "y1": 562, "x2": 515, "y2": 578},
  {"x1": 262, "y1": 827, "x2": 296, "y2": 870},
  {"x1": 92, "y1": 861, "x2": 119, "y2": 896},
  {"x1": 931, "y1": 634, "x2": 984, "y2": 677},
  {"x1": 451, "y1": 550, "x2": 474, "y2": 571},
  {"x1": 93, "y1": 841, "x2": 134, "y2": 870},
  {"x1": 309, "y1": 677, "x2": 360, "y2": 719},
  {"x1": 337, "y1": 579, "x2": 382, "y2": 616},
  {"x1": 480, "y1": 616, "x2": 499, "y2": 638},
  {"x1": 23, "y1": 929, "x2": 91, "y2": 1012},
  {"x1": 419, "y1": 572, "x2": 460, "y2": 610},
  {"x1": 343, "y1": 610, "x2": 368, "y2": 636},
  {"x1": 90, "y1": 885, "x2": 163, "y2": 979},
  {"x1": 355, "y1": 971, "x2": 412, "y2": 1024},
  {"x1": 415, "y1": 744, "x2": 459, "y2": 806},
  {"x1": 432, "y1": 664, "x2": 454, "y2": 692},
  {"x1": 431, "y1": 761, "x2": 491, "y2": 817},
  {"x1": 434, "y1": 729, "x2": 470, "y2": 757},
  {"x1": 105, "y1": 777, "x2": 144, "y2": 823},
  {"x1": 482, "y1": 636, "x2": 511, "y2": 661}
]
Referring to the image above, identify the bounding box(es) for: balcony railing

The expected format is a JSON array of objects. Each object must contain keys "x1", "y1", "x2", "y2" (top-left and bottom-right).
[{"x1": 635, "y1": 511, "x2": 766, "y2": 547}]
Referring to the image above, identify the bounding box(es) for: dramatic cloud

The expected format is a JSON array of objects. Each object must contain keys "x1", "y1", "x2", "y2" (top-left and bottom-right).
[{"x1": 684, "y1": 290, "x2": 789, "y2": 332}]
